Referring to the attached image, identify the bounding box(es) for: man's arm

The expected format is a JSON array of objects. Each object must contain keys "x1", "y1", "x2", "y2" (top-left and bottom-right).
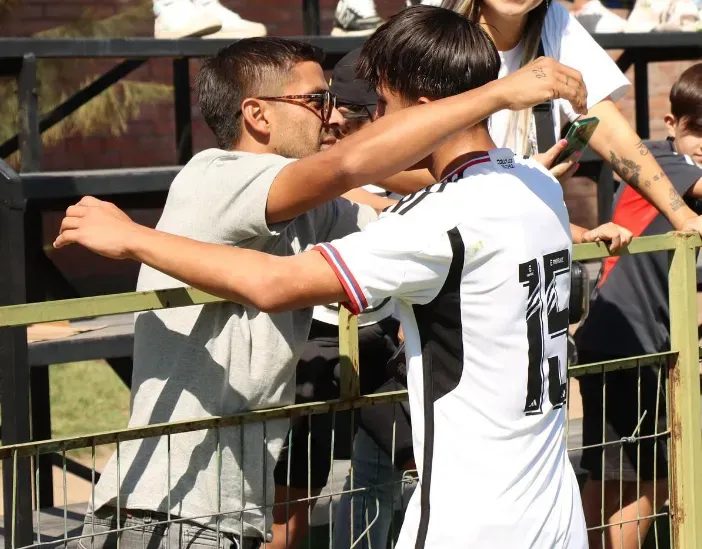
[
  {"x1": 341, "y1": 189, "x2": 397, "y2": 212},
  {"x1": 266, "y1": 57, "x2": 588, "y2": 223},
  {"x1": 587, "y1": 99, "x2": 698, "y2": 231},
  {"x1": 375, "y1": 169, "x2": 436, "y2": 196},
  {"x1": 54, "y1": 198, "x2": 345, "y2": 312}
]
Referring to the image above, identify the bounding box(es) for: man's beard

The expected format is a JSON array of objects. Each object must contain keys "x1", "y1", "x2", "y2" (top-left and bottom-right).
[{"x1": 277, "y1": 126, "x2": 341, "y2": 159}]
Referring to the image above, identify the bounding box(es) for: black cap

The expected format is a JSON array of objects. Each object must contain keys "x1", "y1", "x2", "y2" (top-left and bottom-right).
[{"x1": 330, "y1": 48, "x2": 378, "y2": 106}]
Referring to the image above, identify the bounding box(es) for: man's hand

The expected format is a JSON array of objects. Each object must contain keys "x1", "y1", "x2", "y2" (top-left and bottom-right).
[
  {"x1": 54, "y1": 196, "x2": 143, "y2": 260},
  {"x1": 533, "y1": 139, "x2": 581, "y2": 184},
  {"x1": 578, "y1": 222, "x2": 633, "y2": 252},
  {"x1": 498, "y1": 57, "x2": 587, "y2": 115}
]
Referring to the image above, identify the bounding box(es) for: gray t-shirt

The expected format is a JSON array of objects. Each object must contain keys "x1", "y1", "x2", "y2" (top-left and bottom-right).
[{"x1": 92, "y1": 149, "x2": 376, "y2": 539}]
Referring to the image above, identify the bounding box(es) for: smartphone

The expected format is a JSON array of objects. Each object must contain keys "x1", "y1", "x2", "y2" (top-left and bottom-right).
[{"x1": 554, "y1": 117, "x2": 600, "y2": 165}]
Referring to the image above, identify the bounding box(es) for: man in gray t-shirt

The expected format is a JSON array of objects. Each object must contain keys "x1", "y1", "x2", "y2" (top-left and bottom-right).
[
  {"x1": 92, "y1": 150, "x2": 376, "y2": 541},
  {"x1": 65, "y1": 34, "x2": 588, "y2": 549}
]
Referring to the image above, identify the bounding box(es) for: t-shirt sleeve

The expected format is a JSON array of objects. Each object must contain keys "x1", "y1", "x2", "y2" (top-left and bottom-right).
[
  {"x1": 312, "y1": 214, "x2": 454, "y2": 314},
  {"x1": 206, "y1": 153, "x2": 296, "y2": 244},
  {"x1": 310, "y1": 198, "x2": 378, "y2": 243},
  {"x1": 544, "y1": 3, "x2": 631, "y2": 124}
]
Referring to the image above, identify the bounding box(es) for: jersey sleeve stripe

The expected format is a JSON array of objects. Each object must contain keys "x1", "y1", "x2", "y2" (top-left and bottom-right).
[{"x1": 312, "y1": 243, "x2": 367, "y2": 315}]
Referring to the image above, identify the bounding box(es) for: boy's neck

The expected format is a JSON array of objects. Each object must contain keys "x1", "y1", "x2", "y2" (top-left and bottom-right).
[{"x1": 430, "y1": 126, "x2": 497, "y2": 181}]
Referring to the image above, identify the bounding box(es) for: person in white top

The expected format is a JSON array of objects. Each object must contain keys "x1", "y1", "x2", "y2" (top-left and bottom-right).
[
  {"x1": 442, "y1": 0, "x2": 702, "y2": 237},
  {"x1": 54, "y1": 8, "x2": 632, "y2": 549}
]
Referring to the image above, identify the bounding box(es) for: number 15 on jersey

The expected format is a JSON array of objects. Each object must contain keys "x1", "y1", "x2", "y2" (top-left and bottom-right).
[{"x1": 519, "y1": 249, "x2": 570, "y2": 416}]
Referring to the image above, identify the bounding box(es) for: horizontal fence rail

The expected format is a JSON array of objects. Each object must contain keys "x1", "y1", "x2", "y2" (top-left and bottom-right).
[{"x1": 2, "y1": 233, "x2": 699, "y2": 329}]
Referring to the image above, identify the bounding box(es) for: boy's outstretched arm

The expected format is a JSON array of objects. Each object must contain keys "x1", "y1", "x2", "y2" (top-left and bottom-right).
[{"x1": 55, "y1": 197, "x2": 345, "y2": 313}]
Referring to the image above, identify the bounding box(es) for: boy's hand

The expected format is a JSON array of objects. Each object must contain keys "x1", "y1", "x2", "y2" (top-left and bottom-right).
[
  {"x1": 499, "y1": 57, "x2": 587, "y2": 115},
  {"x1": 54, "y1": 196, "x2": 142, "y2": 260},
  {"x1": 533, "y1": 139, "x2": 582, "y2": 184},
  {"x1": 581, "y1": 222, "x2": 633, "y2": 252}
]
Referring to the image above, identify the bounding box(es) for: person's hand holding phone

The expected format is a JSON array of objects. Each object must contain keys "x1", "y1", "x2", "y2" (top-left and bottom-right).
[{"x1": 533, "y1": 139, "x2": 582, "y2": 184}]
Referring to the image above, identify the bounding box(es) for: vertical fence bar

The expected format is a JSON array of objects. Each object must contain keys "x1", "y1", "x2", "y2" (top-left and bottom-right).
[
  {"x1": 338, "y1": 307, "x2": 359, "y2": 548},
  {"x1": 18, "y1": 54, "x2": 41, "y2": 172},
  {"x1": 633, "y1": 60, "x2": 650, "y2": 140},
  {"x1": 338, "y1": 308, "x2": 360, "y2": 400},
  {"x1": 0, "y1": 161, "x2": 34, "y2": 549},
  {"x1": 172, "y1": 58, "x2": 193, "y2": 165},
  {"x1": 301, "y1": 0, "x2": 321, "y2": 35},
  {"x1": 667, "y1": 232, "x2": 702, "y2": 548},
  {"x1": 30, "y1": 365, "x2": 54, "y2": 508}
]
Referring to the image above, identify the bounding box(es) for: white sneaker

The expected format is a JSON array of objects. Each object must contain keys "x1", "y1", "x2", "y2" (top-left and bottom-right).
[
  {"x1": 332, "y1": 0, "x2": 383, "y2": 36},
  {"x1": 624, "y1": 0, "x2": 670, "y2": 32},
  {"x1": 575, "y1": 0, "x2": 627, "y2": 32},
  {"x1": 154, "y1": 0, "x2": 222, "y2": 39},
  {"x1": 658, "y1": 0, "x2": 700, "y2": 30},
  {"x1": 195, "y1": 0, "x2": 267, "y2": 38}
]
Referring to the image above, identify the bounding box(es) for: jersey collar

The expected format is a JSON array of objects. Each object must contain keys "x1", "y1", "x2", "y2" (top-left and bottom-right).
[{"x1": 439, "y1": 152, "x2": 491, "y2": 183}]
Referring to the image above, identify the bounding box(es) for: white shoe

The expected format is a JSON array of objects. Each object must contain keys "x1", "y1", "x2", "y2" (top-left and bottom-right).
[
  {"x1": 154, "y1": 0, "x2": 222, "y2": 39},
  {"x1": 332, "y1": 0, "x2": 383, "y2": 36},
  {"x1": 405, "y1": 0, "x2": 444, "y2": 5},
  {"x1": 624, "y1": 0, "x2": 671, "y2": 32},
  {"x1": 195, "y1": 0, "x2": 267, "y2": 38},
  {"x1": 658, "y1": 0, "x2": 701, "y2": 30},
  {"x1": 575, "y1": 0, "x2": 627, "y2": 32}
]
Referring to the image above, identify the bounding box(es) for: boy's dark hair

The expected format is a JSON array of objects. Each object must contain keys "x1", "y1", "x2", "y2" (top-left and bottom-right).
[
  {"x1": 357, "y1": 5, "x2": 500, "y2": 106},
  {"x1": 670, "y1": 63, "x2": 702, "y2": 134},
  {"x1": 195, "y1": 38, "x2": 324, "y2": 149}
]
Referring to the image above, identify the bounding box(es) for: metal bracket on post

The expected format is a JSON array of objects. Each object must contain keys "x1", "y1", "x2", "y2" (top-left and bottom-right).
[
  {"x1": 667, "y1": 231, "x2": 702, "y2": 548},
  {"x1": 338, "y1": 307, "x2": 360, "y2": 399},
  {"x1": 18, "y1": 54, "x2": 40, "y2": 173},
  {"x1": 0, "y1": 160, "x2": 34, "y2": 549}
]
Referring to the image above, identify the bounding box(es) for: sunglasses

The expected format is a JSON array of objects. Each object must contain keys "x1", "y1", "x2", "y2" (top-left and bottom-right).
[
  {"x1": 254, "y1": 90, "x2": 338, "y2": 124},
  {"x1": 337, "y1": 102, "x2": 376, "y2": 122}
]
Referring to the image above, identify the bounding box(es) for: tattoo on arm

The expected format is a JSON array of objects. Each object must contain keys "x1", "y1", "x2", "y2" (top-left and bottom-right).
[
  {"x1": 609, "y1": 151, "x2": 642, "y2": 189},
  {"x1": 532, "y1": 68, "x2": 546, "y2": 79},
  {"x1": 635, "y1": 141, "x2": 650, "y2": 156},
  {"x1": 669, "y1": 187, "x2": 685, "y2": 212}
]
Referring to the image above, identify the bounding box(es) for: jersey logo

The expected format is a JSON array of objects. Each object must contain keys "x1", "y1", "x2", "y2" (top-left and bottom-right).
[{"x1": 496, "y1": 157, "x2": 515, "y2": 169}]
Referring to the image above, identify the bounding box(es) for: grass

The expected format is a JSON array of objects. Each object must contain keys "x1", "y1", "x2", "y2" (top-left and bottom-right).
[{"x1": 49, "y1": 360, "x2": 131, "y2": 458}]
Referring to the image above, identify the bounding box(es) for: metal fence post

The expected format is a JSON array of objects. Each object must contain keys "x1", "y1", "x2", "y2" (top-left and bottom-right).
[
  {"x1": 667, "y1": 231, "x2": 702, "y2": 548},
  {"x1": 0, "y1": 160, "x2": 34, "y2": 549},
  {"x1": 18, "y1": 54, "x2": 40, "y2": 173},
  {"x1": 338, "y1": 307, "x2": 360, "y2": 399}
]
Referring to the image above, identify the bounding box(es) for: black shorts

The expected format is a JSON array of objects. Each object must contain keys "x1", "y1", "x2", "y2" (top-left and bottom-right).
[
  {"x1": 273, "y1": 318, "x2": 400, "y2": 490},
  {"x1": 578, "y1": 350, "x2": 668, "y2": 482}
]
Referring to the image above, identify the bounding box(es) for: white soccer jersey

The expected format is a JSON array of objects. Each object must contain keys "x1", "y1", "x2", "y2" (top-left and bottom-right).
[{"x1": 315, "y1": 149, "x2": 586, "y2": 549}]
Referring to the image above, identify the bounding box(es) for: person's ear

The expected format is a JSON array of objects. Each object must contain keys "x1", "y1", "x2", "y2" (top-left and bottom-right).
[
  {"x1": 241, "y1": 98, "x2": 271, "y2": 138},
  {"x1": 417, "y1": 96, "x2": 432, "y2": 106},
  {"x1": 663, "y1": 114, "x2": 677, "y2": 139}
]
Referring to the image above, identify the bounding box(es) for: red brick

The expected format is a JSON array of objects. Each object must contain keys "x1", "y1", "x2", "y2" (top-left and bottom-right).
[{"x1": 43, "y1": 4, "x2": 89, "y2": 20}]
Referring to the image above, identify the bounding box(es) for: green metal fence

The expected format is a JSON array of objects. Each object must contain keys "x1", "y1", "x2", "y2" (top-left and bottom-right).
[{"x1": 0, "y1": 233, "x2": 700, "y2": 549}]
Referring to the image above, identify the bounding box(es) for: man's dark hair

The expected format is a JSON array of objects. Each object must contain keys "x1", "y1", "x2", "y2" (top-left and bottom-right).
[
  {"x1": 357, "y1": 5, "x2": 500, "y2": 105},
  {"x1": 195, "y1": 37, "x2": 324, "y2": 149},
  {"x1": 670, "y1": 63, "x2": 702, "y2": 134}
]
